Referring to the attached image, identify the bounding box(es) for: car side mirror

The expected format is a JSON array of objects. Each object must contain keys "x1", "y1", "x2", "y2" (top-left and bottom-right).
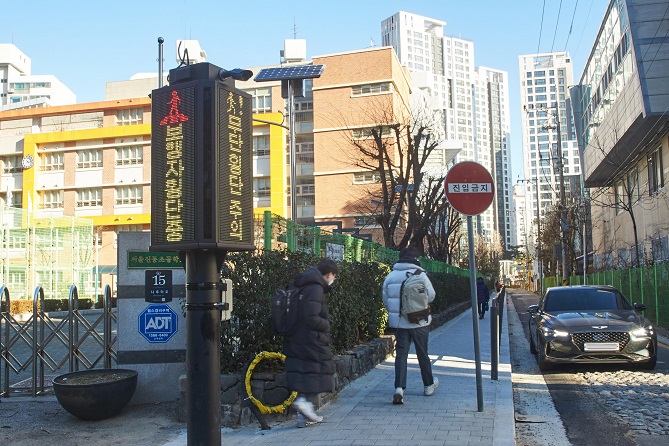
[
  {"x1": 634, "y1": 303, "x2": 646, "y2": 311},
  {"x1": 527, "y1": 304, "x2": 539, "y2": 314}
]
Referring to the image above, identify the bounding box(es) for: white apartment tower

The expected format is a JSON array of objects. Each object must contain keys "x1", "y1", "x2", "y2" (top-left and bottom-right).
[
  {"x1": 518, "y1": 52, "x2": 581, "y2": 256},
  {"x1": 381, "y1": 11, "x2": 514, "y2": 250},
  {"x1": 0, "y1": 44, "x2": 76, "y2": 111}
]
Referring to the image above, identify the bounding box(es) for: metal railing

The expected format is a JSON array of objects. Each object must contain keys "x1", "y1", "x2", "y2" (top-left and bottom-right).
[{"x1": 0, "y1": 284, "x2": 116, "y2": 397}]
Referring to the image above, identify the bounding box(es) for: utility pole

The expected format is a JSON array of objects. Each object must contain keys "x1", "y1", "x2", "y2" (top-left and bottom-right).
[
  {"x1": 553, "y1": 108, "x2": 569, "y2": 285},
  {"x1": 541, "y1": 105, "x2": 569, "y2": 286},
  {"x1": 519, "y1": 178, "x2": 542, "y2": 294}
]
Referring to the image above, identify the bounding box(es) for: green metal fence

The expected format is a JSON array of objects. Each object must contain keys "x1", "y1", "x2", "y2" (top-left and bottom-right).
[
  {"x1": 0, "y1": 206, "x2": 95, "y2": 301},
  {"x1": 543, "y1": 265, "x2": 669, "y2": 328},
  {"x1": 255, "y1": 211, "x2": 468, "y2": 276}
]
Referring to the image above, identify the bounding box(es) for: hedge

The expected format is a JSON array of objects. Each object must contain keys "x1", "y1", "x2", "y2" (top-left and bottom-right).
[{"x1": 219, "y1": 250, "x2": 470, "y2": 374}]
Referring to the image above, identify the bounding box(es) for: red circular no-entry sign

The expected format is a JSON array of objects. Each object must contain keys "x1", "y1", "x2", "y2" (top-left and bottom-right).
[{"x1": 444, "y1": 161, "x2": 495, "y2": 216}]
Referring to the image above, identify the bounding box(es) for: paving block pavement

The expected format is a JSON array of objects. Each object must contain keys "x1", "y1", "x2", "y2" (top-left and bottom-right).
[{"x1": 165, "y1": 298, "x2": 516, "y2": 446}]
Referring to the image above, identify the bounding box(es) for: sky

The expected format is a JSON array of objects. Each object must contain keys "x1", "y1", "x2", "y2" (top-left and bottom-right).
[{"x1": 3, "y1": 0, "x2": 610, "y2": 182}]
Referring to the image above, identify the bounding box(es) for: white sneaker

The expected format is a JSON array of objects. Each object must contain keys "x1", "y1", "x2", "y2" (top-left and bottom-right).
[
  {"x1": 296, "y1": 413, "x2": 321, "y2": 428},
  {"x1": 424, "y1": 377, "x2": 439, "y2": 396},
  {"x1": 392, "y1": 387, "x2": 404, "y2": 404},
  {"x1": 292, "y1": 399, "x2": 323, "y2": 423}
]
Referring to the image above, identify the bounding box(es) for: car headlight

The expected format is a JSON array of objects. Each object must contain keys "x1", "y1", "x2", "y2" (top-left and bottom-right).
[
  {"x1": 630, "y1": 326, "x2": 653, "y2": 338},
  {"x1": 542, "y1": 327, "x2": 570, "y2": 338}
]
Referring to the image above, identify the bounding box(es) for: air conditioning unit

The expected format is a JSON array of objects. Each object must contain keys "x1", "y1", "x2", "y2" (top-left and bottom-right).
[{"x1": 7, "y1": 89, "x2": 14, "y2": 94}]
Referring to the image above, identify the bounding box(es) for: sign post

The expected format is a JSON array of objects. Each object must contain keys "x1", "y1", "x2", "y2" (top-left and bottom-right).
[{"x1": 444, "y1": 161, "x2": 494, "y2": 413}]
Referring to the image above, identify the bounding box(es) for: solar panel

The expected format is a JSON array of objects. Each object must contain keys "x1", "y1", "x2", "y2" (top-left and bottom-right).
[{"x1": 254, "y1": 64, "x2": 325, "y2": 82}]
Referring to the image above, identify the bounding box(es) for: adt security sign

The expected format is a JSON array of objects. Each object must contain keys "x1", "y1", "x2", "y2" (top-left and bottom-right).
[{"x1": 138, "y1": 304, "x2": 178, "y2": 343}]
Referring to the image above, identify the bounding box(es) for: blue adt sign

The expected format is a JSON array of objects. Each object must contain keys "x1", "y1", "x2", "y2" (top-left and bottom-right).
[{"x1": 138, "y1": 304, "x2": 178, "y2": 343}]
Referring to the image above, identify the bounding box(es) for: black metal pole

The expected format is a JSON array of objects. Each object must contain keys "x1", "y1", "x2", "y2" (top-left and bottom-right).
[
  {"x1": 185, "y1": 250, "x2": 222, "y2": 446},
  {"x1": 490, "y1": 299, "x2": 499, "y2": 381},
  {"x1": 467, "y1": 216, "x2": 484, "y2": 412},
  {"x1": 158, "y1": 37, "x2": 164, "y2": 89}
]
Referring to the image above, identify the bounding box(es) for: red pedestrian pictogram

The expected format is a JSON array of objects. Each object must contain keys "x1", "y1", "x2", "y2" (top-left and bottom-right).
[{"x1": 160, "y1": 90, "x2": 189, "y2": 125}]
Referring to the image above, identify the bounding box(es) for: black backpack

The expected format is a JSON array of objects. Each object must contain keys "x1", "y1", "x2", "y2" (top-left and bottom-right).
[{"x1": 270, "y1": 284, "x2": 304, "y2": 335}]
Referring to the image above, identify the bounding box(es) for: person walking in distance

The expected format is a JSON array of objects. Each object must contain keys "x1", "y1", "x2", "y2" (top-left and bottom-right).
[
  {"x1": 382, "y1": 246, "x2": 438, "y2": 404},
  {"x1": 477, "y1": 277, "x2": 490, "y2": 319},
  {"x1": 284, "y1": 258, "x2": 338, "y2": 427}
]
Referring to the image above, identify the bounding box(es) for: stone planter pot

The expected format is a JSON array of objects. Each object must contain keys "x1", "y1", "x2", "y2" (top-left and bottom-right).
[{"x1": 53, "y1": 369, "x2": 138, "y2": 421}]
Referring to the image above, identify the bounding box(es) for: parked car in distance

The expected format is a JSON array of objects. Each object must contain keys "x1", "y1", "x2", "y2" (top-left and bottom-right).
[{"x1": 528, "y1": 285, "x2": 657, "y2": 371}]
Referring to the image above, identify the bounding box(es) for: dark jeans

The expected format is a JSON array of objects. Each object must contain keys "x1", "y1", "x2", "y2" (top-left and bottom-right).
[
  {"x1": 478, "y1": 301, "x2": 487, "y2": 318},
  {"x1": 394, "y1": 325, "x2": 434, "y2": 389}
]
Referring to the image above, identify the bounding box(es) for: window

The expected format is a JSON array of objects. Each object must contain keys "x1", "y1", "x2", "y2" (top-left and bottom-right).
[
  {"x1": 115, "y1": 186, "x2": 142, "y2": 205},
  {"x1": 648, "y1": 148, "x2": 664, "y2": 195},
  {"x1": 353, "y1": 171, "x2": 380, "y2": 184},
  {"x1": 615, "y1": 182, "x2": 624, "y2": 214},
  {"x1": 351, "y1": 83, "x2": 391, "y2": 96},
  {"x1": 253, "y1": 177, "x2": 271, "y2": 197},
  {"x1": 77, "y1": 149, "x2": 102, "y2": 168},
  {"x1": 617, "y1": 248, "x2": 629, "y2": 268},
  {"x1": 295, "y1": 184, "x2": 314, "y2": 195},
  {"x1": 248, "y1": 87, "x2": 271, "y2": 113},
  {"x1": 42, "y1": 152, "x2": 64, "y2": 171},
  {"x1": 652, "y1": 236, "x2": 669, "y2": 263},
  {"x1": 354, "y1": 215, "x2": 379, "y2": 228},
  {"x1": 42, "y1": 190, "x2": 63, "y2": 209},
  {"x1": 77, "y1": 188, "x2": 102, "y2": 207},
  {"x1": 6, "y1": 191, "x2": 21, "y2": 208},
  {"x1": 352, "y1": 127, "x2": 393, "y2": 139},
  {"x1": 627, "y1": 168, "x2": 640, "y2": 204},
  {"x1": 2, "y1": 155, "x2": 22, "y2": 173},
  {"x1": 253, "y1": 135, "x2": 270, "y2": 156},
  {"x1": 116, "y1": 146, "x2": 143, "y2": 165},
  {"x1": 115, "y1": 108, "x2": 143, "y2": 125}
]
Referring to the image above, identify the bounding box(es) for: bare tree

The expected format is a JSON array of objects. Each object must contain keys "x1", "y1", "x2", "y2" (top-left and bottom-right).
[
  {"x1": 425, "y1": 200, "x2": 462, "y2": 263},
  {"x1": 342, "y1": 97, "x2": 450, "y2": 253}
]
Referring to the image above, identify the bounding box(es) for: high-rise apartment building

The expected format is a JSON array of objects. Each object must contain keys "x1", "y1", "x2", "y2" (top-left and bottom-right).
[
  {"x1": 518, "y1": 52, "x2": 582, "y2": 261},
  {"x1": 0, "y1": 44, "x2": 76, "y2": 111},
  {"x1": 381, "y1": 11, "x2": 514, "y2": 250}
]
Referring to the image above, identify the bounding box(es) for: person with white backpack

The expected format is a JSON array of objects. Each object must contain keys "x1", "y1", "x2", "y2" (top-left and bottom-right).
[{"x1": 382, "y1": 246, "x2": 438, "y2": 405}]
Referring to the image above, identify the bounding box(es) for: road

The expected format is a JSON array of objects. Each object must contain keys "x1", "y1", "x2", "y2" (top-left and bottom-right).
[{"x1": 508, "y1": 287, "x2": 669, "y2": 446}]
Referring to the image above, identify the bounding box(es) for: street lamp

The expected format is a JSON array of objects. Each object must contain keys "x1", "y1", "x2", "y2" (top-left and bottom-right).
[{"x1": 254, "y1": 64, "x2": 325, "y2": 222}]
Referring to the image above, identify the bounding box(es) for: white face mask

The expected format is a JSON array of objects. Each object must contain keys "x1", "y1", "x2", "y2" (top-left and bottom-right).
[{"x1": 327, "y1": 276, "x2": 336, "y2": 286}]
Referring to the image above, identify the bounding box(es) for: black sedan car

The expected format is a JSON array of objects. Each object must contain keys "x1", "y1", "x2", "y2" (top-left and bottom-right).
[{"x1": 528, "y1": 285, "x2": 657, "y2": 371}]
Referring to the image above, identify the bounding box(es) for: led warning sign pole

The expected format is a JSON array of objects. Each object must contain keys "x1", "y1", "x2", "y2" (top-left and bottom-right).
[{"x1": 151, "y1": 62, "x2": 254, "y2": 446}]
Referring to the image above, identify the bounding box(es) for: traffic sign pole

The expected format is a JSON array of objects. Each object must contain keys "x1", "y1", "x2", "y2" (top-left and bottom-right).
[
  {"x1": 467, "y1": 216, "x2": 484, "y2": 412},
  {"x1": 444, "y1": 161, "x2": 494, "y2": 413}
]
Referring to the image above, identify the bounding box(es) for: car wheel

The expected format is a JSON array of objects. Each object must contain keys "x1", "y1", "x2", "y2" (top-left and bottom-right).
[
  {"x1": 538, "y1": 342, "x2": 553, "y2": 372},
  {"x1": 529, "y1": 327, "x2": 537, "y2": 355}
]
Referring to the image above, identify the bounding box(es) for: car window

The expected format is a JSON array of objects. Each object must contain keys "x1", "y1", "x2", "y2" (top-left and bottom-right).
[{"x1": 542, "y1": 289, "x2": 632, "y2": 312}]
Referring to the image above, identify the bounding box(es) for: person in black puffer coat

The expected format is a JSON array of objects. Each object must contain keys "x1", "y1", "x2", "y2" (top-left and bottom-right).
[
  {"x1": 476, "y1": 277, "x2": 490, "y2": 319},
  {"x1": 284, "y1": 257, "x2": 338, "y2": 427}
]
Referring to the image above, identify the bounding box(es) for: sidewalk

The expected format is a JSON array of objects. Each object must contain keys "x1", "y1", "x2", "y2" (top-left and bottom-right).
[{"x1": 167, "y1": 300, "x2": 516, "y2": 446}]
